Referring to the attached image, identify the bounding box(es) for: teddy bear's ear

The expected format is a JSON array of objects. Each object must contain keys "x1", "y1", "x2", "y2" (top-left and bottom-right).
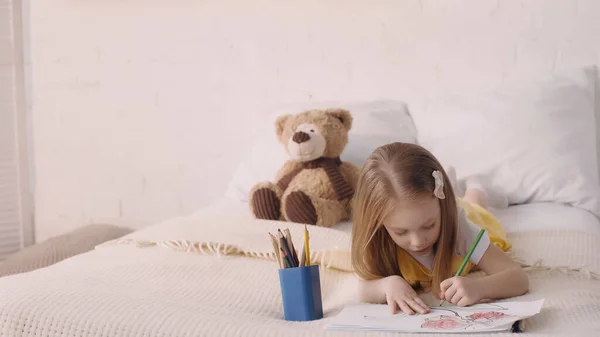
[
  {"x1": 275, "y1": 114, "x2": 291, "y2": 139},
  {"x1": 325, "y1": 108, "x2": 353, "y2": 131}
]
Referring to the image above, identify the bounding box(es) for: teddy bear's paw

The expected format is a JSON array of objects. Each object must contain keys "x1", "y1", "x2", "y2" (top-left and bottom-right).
[
  {"x1": 250, "y1": 187, "x2": 282, "y2": 221},
  {"x1": 284, "y1": 191, "x2": 318, "y2": 225}
]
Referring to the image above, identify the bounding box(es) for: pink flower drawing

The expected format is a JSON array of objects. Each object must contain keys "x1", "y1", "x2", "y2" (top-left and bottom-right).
[
  {"x1": 467, "y1": 311, "x2": 506, "y2": 322},
  {"x1": 422, "y1": 315, "x2": 470, "y2": 330}
]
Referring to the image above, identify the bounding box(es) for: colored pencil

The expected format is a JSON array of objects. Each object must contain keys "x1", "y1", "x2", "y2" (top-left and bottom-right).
[
  {"x1": 440, "y1": 228, "x2": 486, "y2": 306},
  {"x1": 280, "y1": 247, "x2": 292, "y2": 268},
  {"x1": 268, "y1": 233, "x2": 283, "y2": 268},
  {"x1": 299, "y1": 244, "x2": 306, "y2": 267},
  {"x1": 304, "y1": 225, "x2": 310, "y2": 266},
  {"x1": 269, "y1": 227, "x2": 312, "y2": 269},
  {"x1": 279, "y1": 230, "x2": 296, "y2": 268},
  {"x1": 283, "y1": 228, "x2": 299, "y2": 266}
]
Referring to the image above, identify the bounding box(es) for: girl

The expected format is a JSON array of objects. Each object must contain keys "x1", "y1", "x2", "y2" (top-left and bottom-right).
[{"x1": 351, "y1": 142, "x2": 528, "y2": 315}]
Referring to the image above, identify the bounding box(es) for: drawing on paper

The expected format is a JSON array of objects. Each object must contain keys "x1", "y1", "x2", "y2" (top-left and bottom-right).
[
  {"x1": 361, "y1": 303, "x2": 515, "y2": 331},
  {"x1": 421, "y1": 310, "x2": 514, "y2": 331},
  {"x1": 363, "y1": 303, "x2": 507, "y2": 321},
  {"x1": 326, "y1": 299, "x2": 545, "y2": 333},
  {"x1": 467, "y1": 311, "x2": 509, "y2": 322},
  {"x1": 421, "y1": 315, "x2": 470, "y2": 330}
]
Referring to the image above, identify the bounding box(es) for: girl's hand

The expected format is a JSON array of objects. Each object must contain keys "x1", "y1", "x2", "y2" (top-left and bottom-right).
[
  {"x1": 439, "y1": 276, "x2": 483, "y2": 306},
  {"x1": 383, "y1": 275, "x2": 430, "y2": 315}
]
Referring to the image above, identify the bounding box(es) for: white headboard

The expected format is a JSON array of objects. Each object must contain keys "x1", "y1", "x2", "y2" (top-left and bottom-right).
[{"x1": 31, "y1": 0, "x2": 600, "y2": 240}]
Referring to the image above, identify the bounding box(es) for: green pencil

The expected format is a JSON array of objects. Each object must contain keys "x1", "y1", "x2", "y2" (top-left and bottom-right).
[{"x1": 439, "y1": 228, "x2": 486, "y2": 306}]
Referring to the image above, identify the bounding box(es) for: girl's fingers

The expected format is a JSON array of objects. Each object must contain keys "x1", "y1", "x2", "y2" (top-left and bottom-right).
[
  {"x1": 398, "y1": 300, "x2": 415, "y2": 315},
  {"x1": 457, "y1": 297, "x2": 471, "y2": 307},
  {"x1": 440, "y1": 277, "x2": 455, "y2": 293},
  {"x1": 444, "y1": 286, "x2": 458, "y2": 302},
  {"x1": 414, "y1": 297, "x2": 430, "y2": 312},
  {"x1": 386, "y1": 295, "x2": 398, "y2": 314},
  {"x1": 450, "y1": 290, "x2": 463, "y2": 305},
  {"x1": 406, "y1": 299, "x2": 427, "y2": 314}
]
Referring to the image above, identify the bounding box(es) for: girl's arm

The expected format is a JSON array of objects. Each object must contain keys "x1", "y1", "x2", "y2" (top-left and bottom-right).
[
  {"x1": 440, "y1": 244, "x2": 529, "y2": 306},
  {"x1": 358, "y1": 277, "x2": 388, "y2": 303},
  {"x1": 475, "y1": 244, "x2": 529, "y2": 299}
]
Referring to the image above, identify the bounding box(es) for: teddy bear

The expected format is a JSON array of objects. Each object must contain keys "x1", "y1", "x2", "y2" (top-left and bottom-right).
[{"x1": 249, "y1": 108, "x2": 360, "y2": 228}]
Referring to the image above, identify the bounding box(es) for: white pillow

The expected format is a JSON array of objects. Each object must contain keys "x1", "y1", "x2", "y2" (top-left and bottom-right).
[
  {"x1": 225, "y1": 100, "x2": 418, "y2": 202},
  {"x1": 409, "y1": 65, "x2": 600, "y2": 218}
]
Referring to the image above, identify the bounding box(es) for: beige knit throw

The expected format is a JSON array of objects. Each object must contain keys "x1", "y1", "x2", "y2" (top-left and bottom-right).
[{"x1": 98, "y1": 214, "x2": 600, "y2": 280}]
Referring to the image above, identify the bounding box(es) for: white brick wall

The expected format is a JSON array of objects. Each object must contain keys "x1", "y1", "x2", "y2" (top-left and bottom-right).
[{"x1": 31, "y1": 0, "x2": 600, "y2": 241}]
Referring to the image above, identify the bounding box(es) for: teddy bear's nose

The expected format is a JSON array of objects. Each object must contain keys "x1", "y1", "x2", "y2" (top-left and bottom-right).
[{"x1": 292, "y1": 131, "x2": 311, "y2": 144}]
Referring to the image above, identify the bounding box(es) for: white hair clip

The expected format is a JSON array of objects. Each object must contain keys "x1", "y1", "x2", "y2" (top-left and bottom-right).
[{"x1": 432, "y1": 170, "x2": 445, "y2": 199}]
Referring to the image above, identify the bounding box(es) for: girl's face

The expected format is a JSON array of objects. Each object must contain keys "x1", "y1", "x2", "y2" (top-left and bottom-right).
[{"x1": 383, "y1": 193, "x2": 442, "y2": 256}]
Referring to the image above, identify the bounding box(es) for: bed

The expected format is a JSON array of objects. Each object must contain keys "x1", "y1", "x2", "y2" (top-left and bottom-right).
[
  {"x1": 0, "y1": 197, "x2": 599, "y2": 337},
  {"x1": 1, "y1": 68, "x2": 600, "y2": 336}
]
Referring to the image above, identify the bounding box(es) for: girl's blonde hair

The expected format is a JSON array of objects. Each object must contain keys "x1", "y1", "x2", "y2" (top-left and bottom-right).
[{"x1": 351, "y1": 142, "x2": 457, "y2": 297}]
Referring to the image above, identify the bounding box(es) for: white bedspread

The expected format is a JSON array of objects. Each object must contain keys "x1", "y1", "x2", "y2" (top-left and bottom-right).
[{"x1": 0, "y1": 206, "x2": 599, "y2": 337}]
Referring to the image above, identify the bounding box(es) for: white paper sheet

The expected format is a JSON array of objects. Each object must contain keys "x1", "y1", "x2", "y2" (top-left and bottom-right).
[{"x1": 326, "y1": 300, "x2": 544, "y2": 333}]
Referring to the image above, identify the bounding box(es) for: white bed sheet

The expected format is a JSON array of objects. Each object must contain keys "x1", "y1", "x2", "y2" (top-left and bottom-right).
[{"x1": 202, "y1": 197, "x2": 600, "y2": 235}]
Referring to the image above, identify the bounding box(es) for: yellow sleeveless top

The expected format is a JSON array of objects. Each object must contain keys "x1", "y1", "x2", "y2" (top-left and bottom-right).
[{"x1": 397, "y1": 199, "x2": 511, "y2": 291}]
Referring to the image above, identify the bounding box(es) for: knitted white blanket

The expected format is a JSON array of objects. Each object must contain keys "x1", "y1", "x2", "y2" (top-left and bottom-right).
[{"x1": 0, "y1": 212, "x2": 599, "y2": 337}]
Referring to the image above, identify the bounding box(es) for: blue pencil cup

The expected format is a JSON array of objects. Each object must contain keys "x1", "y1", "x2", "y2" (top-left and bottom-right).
[{"x1": 278, "y1": 264, "x2": 324, "y2": 321}]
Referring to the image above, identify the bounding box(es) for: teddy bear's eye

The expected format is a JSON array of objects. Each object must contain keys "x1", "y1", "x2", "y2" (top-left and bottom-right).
[{"x1": 310, "y1": 129, "x2": 314, "y2": 133}]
